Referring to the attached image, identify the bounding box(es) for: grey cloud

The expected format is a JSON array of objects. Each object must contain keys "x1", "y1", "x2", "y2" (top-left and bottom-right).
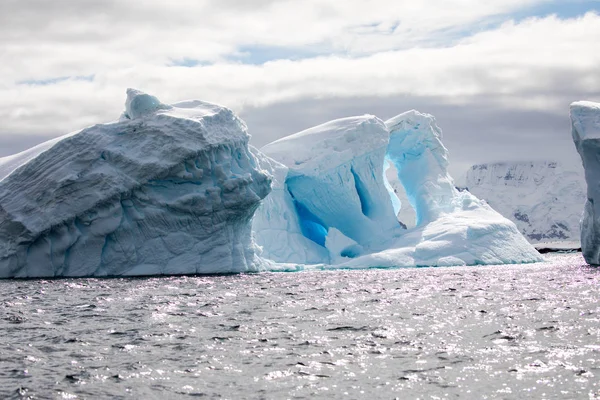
[
  {"x1": 1, "y1": 92, "x2": 594, "y2": 181},
  {"x1": 0, "y1": 4, "x2": 597, "y2": 182},
  {"x1": 239, "y1": 93, "x2": 595, "y2": 177},
  {"x1": 0, "y1": 134, "x2": 52, "y2": 156}
]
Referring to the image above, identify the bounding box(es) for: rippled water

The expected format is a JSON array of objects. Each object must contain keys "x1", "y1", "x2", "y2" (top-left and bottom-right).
[{"x1": 1, "y1": 253, "x2": 599, "y2": 399}]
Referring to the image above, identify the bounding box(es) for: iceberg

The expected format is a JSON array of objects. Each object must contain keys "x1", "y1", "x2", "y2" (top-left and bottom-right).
[
  {"x1": 0, "y1": 90, "x2": 542, "y2": 277},
  {"x1": 570, "y1": 101, "x2": 600, "y2": 265},
  {"x1": 340, "y1": 110, "x2": 542, "y2": 267},
  {"x1": 0, "y1": 89, "x2": 271, "y2": 278},
  {"x1": 255, "y1": 110, "x2": 542, "y2": 268}
]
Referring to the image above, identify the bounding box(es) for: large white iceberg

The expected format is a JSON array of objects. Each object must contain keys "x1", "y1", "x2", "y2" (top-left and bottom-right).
[
  {"x1": 0, "y1": 90, "x2": 542, "y2": 277},
  {"x1": 0, "y1": 89, "x2": 271, "y2": 278},
  {"x1": 570, "y1": 101, "x2": 600, "y2": 265},
  {"x1": 254, "y1": 110, "x2": 542, "y2": 268}
]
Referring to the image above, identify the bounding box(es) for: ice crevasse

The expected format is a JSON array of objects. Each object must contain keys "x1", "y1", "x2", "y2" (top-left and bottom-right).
[
  {"x1": 253, "y1": 110, "x2": 543, "y2": 268},
  {"x1": 0, "y1": 89, "x2": 271, "y2": 278}
]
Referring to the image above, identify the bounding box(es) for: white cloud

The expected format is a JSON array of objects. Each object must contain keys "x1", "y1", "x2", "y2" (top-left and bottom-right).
[
  {"x1": 0, "y1": 0, "x2": 544, "y2": 81},
  {"x1": 0, "y1": 1, "x2": 598, "y2": 174}
]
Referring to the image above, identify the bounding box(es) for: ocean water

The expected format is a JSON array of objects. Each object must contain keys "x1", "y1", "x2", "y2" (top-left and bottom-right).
[{"x1": 1, "y1": 253, "x2": 599, "y2": 399}]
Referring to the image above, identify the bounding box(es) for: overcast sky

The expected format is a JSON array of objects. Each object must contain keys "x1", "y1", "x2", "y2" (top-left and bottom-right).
[{"x1": 1, "y1": 0, "x2": 599, "y2": 178}]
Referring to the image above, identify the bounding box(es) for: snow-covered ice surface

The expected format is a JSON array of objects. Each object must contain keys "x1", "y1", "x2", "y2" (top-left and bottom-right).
[
  {"x1": 0, "y1": 89, "x2": 271, "y2": 278},
  {"x1": 465, "y1": 161, "x2": 585, "y2": 244},
  {"x1": 256, "y1": 110, "x2": 542, "y2": 269},
  {"x1": 1, "y1": 253, "x2": 599, "y2": 399},
  {"x1": 571, "y1": 101, "x2": 600, "y2": 265}
]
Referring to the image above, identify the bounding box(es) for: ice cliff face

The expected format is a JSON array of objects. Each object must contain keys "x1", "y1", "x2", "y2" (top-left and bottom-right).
[
  {"x1": 465, "y1": 161, "x2": 585, "y2": 244},
  {"x1": 0, "y1": 89, "x2": 271, "y2": 278},
  {"x1": 571, "y1": 101, "x2": 600, "y2": 265},
  {"x1": 254, "y1": 110, "x2": 542, "y2": 268}
]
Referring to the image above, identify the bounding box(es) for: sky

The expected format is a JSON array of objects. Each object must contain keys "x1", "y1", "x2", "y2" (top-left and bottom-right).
[{"x1": 1, "y1": 0, "x2": 599, "y2": 178}]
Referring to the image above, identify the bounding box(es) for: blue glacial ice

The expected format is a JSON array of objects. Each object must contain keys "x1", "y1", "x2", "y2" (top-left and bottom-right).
[
  {"x1": 255, "y1": 116, "x2": 404, "y2": 264},
  {"x1": 570, "y1": 101, "x2": 600, "y2": 265},
  {"x1": 251, "y1": 147, "x2": 330, "y2": 264},
  {"x1": 254, "y1": 111, "x2": 542, "y2": 268},
  {"x1": 386, "y1": 110, "x2": 457, "y2": 225},
  {"x1": 0, "y1": 89, "x2": 271, "y2": 278}
]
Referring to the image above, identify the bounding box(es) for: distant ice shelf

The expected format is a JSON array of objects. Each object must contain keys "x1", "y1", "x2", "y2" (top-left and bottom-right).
[{"x1": 463, "y1": 161, "x2": 585, "y2": 244}]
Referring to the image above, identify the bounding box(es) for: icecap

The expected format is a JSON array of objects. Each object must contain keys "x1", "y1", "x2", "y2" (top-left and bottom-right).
[
  {"x1": 465, "y1": 161, "x2": 585, "y2": 245},
  {"x1": 255, "y1": 110, "x2": 542, "y2": 268},
  {"x1": 255, "y1": 115, "x2": 404, "y2": 263},
  {"x1": 0, "y1": 89, "x2": 271, "y2": 278},
  {"x1": 570, "y1": 101, "x2": 600, "y2": 265}
]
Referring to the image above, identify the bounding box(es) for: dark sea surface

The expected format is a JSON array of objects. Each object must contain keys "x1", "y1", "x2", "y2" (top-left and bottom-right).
[{"x1": 1, "y1": 253, "x2": 599, "y2": 399}]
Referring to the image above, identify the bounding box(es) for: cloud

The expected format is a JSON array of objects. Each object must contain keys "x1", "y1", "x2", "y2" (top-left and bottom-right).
[
  {"x1": 0, "y1": 2, "x2": 598, "y2": 175},
  {"x1": 0, "y1": 0, "x2": 545, "y2": 81},
  {"x1": 240, "y1": 93, "x2": 589, "y2": 180}
]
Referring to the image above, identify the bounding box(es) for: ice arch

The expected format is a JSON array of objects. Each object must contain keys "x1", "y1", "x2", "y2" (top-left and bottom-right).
[
  {"x1": 253, "y1": 110, "x2": 542, "y2": 268},
  {"x1": 385, "y1": 110, "x2": 457, "y2": 225}
]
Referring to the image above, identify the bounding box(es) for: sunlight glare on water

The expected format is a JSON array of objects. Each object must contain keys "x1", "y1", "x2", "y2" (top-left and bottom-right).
[{"x1": 0, "y1": 253, "x2": 599, "y2": 399}]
